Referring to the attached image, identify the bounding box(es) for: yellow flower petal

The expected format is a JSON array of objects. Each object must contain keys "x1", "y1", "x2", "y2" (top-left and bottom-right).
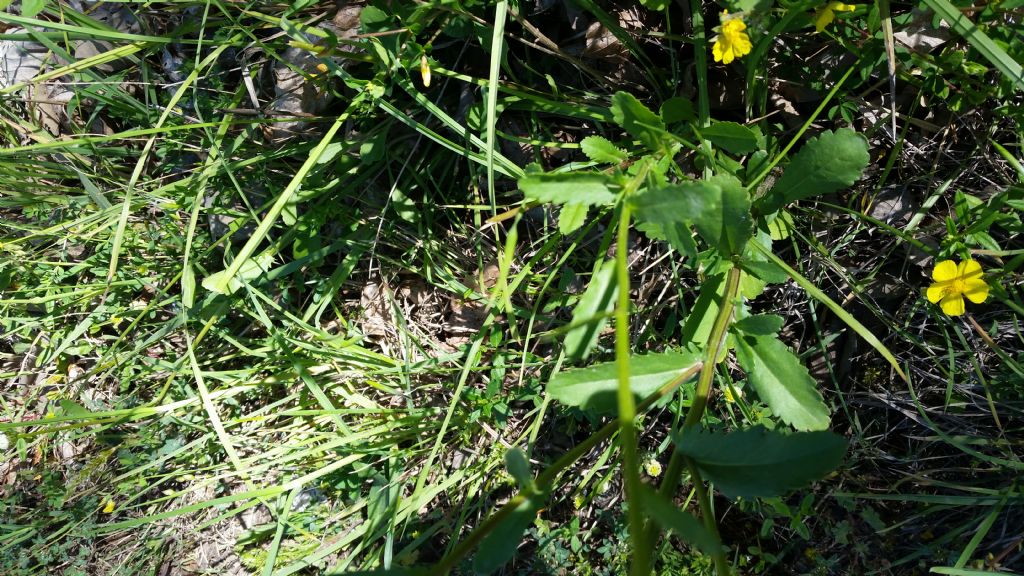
[
  {"x1": 932, "y1": 260, "x2": 958, "y2": 282},
  {"x1": 926, "y1": 282, "x2": 950, "y2": 304},
  {"x1": 814, "y1": 7, "x2": 836, "y2": 32},
  {"x1": 712, "y1": 37, "x2": 727, "y2": 63},
  {"x1": 102, "y1": 500, "x2": 115, "y2": 513},
  {"x1": 713, "y1": 14, "x2": 752, "y2": 64},
  {"x1": 959, "y1": 259, "x2": 983, "y2": 280},
  {"x1": 963, "y1": 278, "x2": 989, "y2": 304},
  {"x1": 940, "y1": 294, "x2": 965, "y2": 316}
]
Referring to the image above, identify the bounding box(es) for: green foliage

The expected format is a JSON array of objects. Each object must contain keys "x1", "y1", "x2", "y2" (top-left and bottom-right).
[
  {"x1": 637, "y1": 486, "x2": 721, "y2": 555},
  {"x1": 473, "y1": 494, "x2": 546, "y2": 575},
  {"x1": 611, "y1": 92, "x2": 670, "y2": 154},
  {"x1": 700, "y1": 122, "x2": 760, "y2": 156},
  {"x1": 563, "y1": 260, "x2": 618, "y2": 361},
  {"x1": 755, "y1": 129, "x2": 870, "y2": 216},
  {"x1": 3, "y1": 0, "x2": 1019, "y2": 573},
  {"x1": 547, "y1": 350, "x2": 701, "y2": 414},
  {"x1": 581, "y1": 135, "x2": 628, "y2": 164},
  {"x1": 733, "y1": 331, "x2": 831, "y2": 431},
  {"x1": 518, "y1": 172, "x2": 618, "y2": 206},
  {"x1": 674, "y1": 427, "x2": 849, "y2": 499}
]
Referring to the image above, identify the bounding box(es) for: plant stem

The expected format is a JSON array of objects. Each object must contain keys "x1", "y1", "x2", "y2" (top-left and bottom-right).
[
  {"x1": 613, "y1": 204, "x2": 649, "y2": 576},
  {"x1": 684, "y1": 265, "x2": 742, "y2": 430},
  {"x1": 645, "y1": 263, "x2": 741, "y2": 574},
  {"x1": 427, "y1": 363, "x2": 702, "y2": 576},
  {"x1": 688, "y1": 458, "x2": 730, "y2": 575}
]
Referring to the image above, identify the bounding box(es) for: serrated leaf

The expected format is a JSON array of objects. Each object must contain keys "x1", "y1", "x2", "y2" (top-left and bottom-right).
[
  {"x1": 756, "y1": 129, "x2": 870, "y2": 215},
  {"x1": 733, "y1": 314, "x2": 784, "y2": 336},
  {"x1": 632, "y1": 176, "x2": 750, "y2": 256},
  {"x1": 611, "y1": 92, "x2": 667, "y2": 153},
  {"x1": 547, "y1": 350, "x2": 701, "y2": 415},
  {"x1": 563, "y1": 260, "x2": 617, "y2": 361},
  {"x1": 674, "y1": 426, "x2": 848, "y2": 499},
  {"x1": 473, "y1": 493, "x2": 544, "y2": 574},
  {"x1": 702, "y1": 122, "x2": 760, "y2": 155},
  {"x1": 694, "y1": 174, "x2": 752, "y2": 256},
  {"x1": 558, "y1": 202, "x2": 589, "y2": 235},
  {"x1": 519, "y1": 172, "x2": 617, "y2": 206},
  {"x1": 629, "y1": 180, "x2": 715, "y2": 229},
  {"x1": 734, "y1": 333, "x2": 831, "y2": 431},
  {"x1": 580, "y1": 136, "x2": 627, "y2": 164},
  {"x1": 637, "y1": 485, "x2": 721, "y2": 555}
]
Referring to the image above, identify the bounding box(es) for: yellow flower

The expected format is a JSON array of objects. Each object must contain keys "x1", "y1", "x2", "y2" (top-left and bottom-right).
[
  {"x1": 101, "y1": 499, "x2": 116, "y2": 513},
  {"x1": 814, "y1": 2, "x2": 856, "y2": 33},
  {"x1": 712, "y1": 12, "x2": 752, "y2": 64},
  {"x1": 723, "y1": 385, "x2": 742, "y2": 403},
  {"x1": 643, "y1": 458, "x2": 663, "y2": 477},
  {"x1": 926, "y1": 259, "x2": 989, "y2": 316},
  {"x1": 420, "y1": 54, "x2": 431, "y2": 88}
]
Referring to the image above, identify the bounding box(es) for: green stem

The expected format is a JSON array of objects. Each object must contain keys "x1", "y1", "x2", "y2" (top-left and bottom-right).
[
  {"x1": 614, "y1": 204, "x2": 650, "y2": 576},
  {"x1": 645, "y1": 264, "x2": 741, "y2": 574},
  {"x1": 684, "y1": 265, "x2": 742, "y2": 430},
  {"x1": 427, "y1": 363, "x2": 702, "y2": 576},
  {"x1": 688, "y1": 458, "x2": 730, "y2": 575}
]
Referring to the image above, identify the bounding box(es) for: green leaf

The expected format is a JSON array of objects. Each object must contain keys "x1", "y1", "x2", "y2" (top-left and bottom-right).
[
  {"x1": 737, "y1": 232, "x2": 786, "y2": 298},
  {"x1": 558, "y1": 202, "x2": 589, "y2": 235},
  {"x1": 739, "y1": 260, "x2": 788, "y2": 284},
  {"x1": 580, "y1": 135, "x2": 627, "y2": 164},
  {"x1": 694, "y1": 174, "x2": 752, "y2": 256},
  {"x1": 547, "y1": 350, "x2": 701, "y2": 415},
  {"x1": 473, "y1": 493, "x2": 544, "y2": 574},
  {"x1": 632, "y1": 176, "x2": 751, "y2": 256},
  {"x1": 733, "y1": 333, "x2": 831, "y2": 431},
  {"x1": 674, "y1": 426, "x2": 848, "y2": 499},
  {"x1": 182, "y1": 264, "x2": 196, "y2": 309},
  {"x1": 563, "y1": 260, "x2": 617, "y2": 361},
  {"x1": 661, "y1": 97, "x2": 696, "y2": 124},
  {"x1": 630, "y1": 181, "x2": 711, "y2": 227},
  {"x1": 766, "y1": 210, "x2": 794, "y2": 240},
  {"x1": 680, "y1": 273, "x2": 725, "y2": 348},
  {"x1": 637, "y1": 485, "x2": 721, "y2": 555},
  {"x1": 701, "y1": 122, "x2": 760, "y2": 155},
  {"x1": 636, "y1": 220, "x2": 698, "y2": 262},
  {"x1": 20, "y1": 0, "x2": 45, "y2": 17},
  {"x1": 756, "y1": 129, "x2": 870, "y2": 215},
  {"x1": 505, "y1": 448, "x2": 533, "y2": 490},
  {"x1": 611, "y1": 91, "x2": 667, "y2": 153},
  {"x1": 519, "y1": 172, "x2": 617, "y2": 206},
  {"x1": 749, "y1": 239, "x2": 909, "y2": 383},
  {"x1": 58, "y1": 399, "x2": 91, "y2": 417},
  {"x1": 733, "y1": 314, "x2": 783, "y2": 336},
  {"x1": 202, "y1": 251, "x2": 276, "y2": 296}
]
